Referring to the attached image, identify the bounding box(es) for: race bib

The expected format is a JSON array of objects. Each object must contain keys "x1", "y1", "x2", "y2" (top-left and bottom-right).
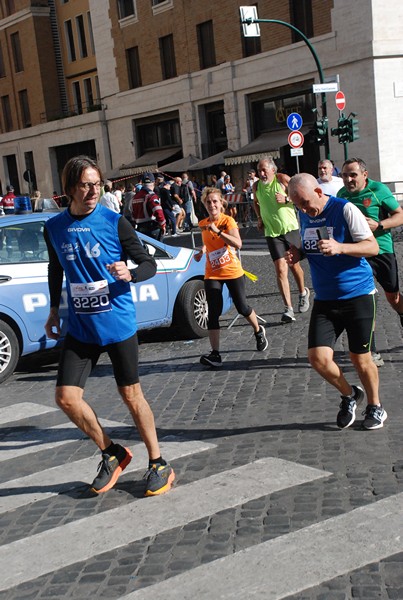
[
  {"x1": 70, "y1": 280, "x2": 111, "y2": 314},
  {"x1": 303, "y1": 226, "x2": 334, "y2": 253},
  {"x1": 208, "y1": 246, "x2": 232, "y2": 271}
]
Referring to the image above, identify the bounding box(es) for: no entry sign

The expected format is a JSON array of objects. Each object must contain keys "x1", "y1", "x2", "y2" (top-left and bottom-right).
[{"x1": 335, "y1": 91, "x2": 346, "y2": 112}]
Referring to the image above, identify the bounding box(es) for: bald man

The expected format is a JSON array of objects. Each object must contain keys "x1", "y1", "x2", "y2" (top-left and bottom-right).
[{"x1": 286, "y1": 173, "x2": 387, "y2": 431}]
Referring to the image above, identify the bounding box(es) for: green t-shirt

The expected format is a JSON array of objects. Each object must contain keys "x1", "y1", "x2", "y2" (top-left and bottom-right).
[
  {"x1": 256, "y1": 177, "x2": 299, "y2": 238},
  {"x1": 337, "y1": 179, "x2": 399, "y2": 254}
]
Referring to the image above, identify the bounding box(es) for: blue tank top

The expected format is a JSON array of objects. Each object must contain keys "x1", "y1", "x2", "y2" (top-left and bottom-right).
[
  {"x1": 299, "y1": 196, "x2": 375, "y2": 301},
  {"x1": 46, "y1": 204, "x2": 137, "y2": 345}
]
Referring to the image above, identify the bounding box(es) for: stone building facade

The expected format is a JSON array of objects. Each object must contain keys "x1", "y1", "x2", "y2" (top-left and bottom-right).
[{"x1": 0, "y1": 0, "x2": 401, "y2": 197}]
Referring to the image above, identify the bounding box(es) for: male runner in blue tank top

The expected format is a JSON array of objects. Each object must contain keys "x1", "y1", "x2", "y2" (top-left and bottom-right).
[
  {"x1": 44, "y1": 155, "x2": 174, "y2": 495},
  {"x1": 286, "y1": 173, "x2": 387, "y2": 430}
]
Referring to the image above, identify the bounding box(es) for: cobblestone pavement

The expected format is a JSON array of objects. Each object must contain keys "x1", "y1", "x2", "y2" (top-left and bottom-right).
[{"x1": 0, "y1": 229, "x2": 402, "y2": 599}]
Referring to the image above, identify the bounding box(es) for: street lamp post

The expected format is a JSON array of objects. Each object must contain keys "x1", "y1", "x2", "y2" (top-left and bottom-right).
[{"x1": 240, "y1": 14, "x2": 330, "y2": 159}]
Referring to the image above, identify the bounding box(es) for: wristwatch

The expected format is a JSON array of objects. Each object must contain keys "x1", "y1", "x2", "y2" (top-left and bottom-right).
[{"x1": 376, "y1": 222, "x2": 384, "y2": 231}]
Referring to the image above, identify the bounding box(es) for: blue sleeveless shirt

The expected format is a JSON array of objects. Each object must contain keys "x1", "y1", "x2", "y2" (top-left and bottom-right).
[
  {"x1": 46, "y1": 205, "x2": 137, "y2": 345},
  {"x1": 299, "y1": 196, "x2": 375, "y2": 301}
]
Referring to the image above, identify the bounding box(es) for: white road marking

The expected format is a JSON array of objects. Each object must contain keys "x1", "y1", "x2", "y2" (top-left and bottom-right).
[
  {"x1": 0, "y1": 402, "x2": 57, "y2": 425},
  {"x1": 0, "y1": 458, "x2": 329, "y2": 591},
  {"x1": 0, "y1": 418, "x2": 130, "y2": 461},
  {"x1": 0, "y1": 440, "x2": 215, "y2": 512},
  {"x1": 122, "y1": 492, "x2": 403, "y2": 600}
]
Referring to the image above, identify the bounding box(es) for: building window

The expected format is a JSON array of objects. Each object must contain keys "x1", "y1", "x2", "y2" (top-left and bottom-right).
[
  {"x1": 204, "y1": 103, "x2": 227, "y2": 156},
  {"x1": 289, "y1": 0, "x2": 313, "y2": 41},
  {"x1": 159, "y1": 34, "x2": 176, "y2": 80},
  {"x1": 87, "y1": 12, "x2": 95, "y2": 55},
  {"x1": 65, "y1": 20, "x2": 76, "y2": 62},
  {"x1": 72, "y1": 81, "x2": 82, "y2": 114},
  {"x1": 242, "y1": 33, "x2": 261, "y2": 58},
  {"x1": 118, "y1": 0, "x2": 136, "y2": 19},
  {"x1": 1, "y1": 95, "x2": 13, "y2": 132},
  {"x1": 127, "y1": 46, "x2": 141, "y2": 89},
  {"x1": 10, "y1": 32, "x2": 24, "y2": 73},
  {"x1": 4, "y1": 0, "x2": 16, "y2": 16},
  {"x1": 94, "y1": 75, "x2": 100, "y2": 104},
  {"x1": 137, "y1": 117, "x2": 180, "y2": 153},
  {"x1": 197, "y1": 21, "x2": 216, "y2": 70},
  {"x1": 76, "y1": 15, "x2": 88, "y2": 59},
  {"x1": 18, "y1": 89, "x2": 31, "y2": 128},
  {"x1": 152, "y1": 0, "x2": 173, "y2": 12},
  {"x1": 83, "y1": 78, "x2": 93, "y2": 109},
  {"x1": 0, "y1": 44, "x2": 6, "y2": 78}
]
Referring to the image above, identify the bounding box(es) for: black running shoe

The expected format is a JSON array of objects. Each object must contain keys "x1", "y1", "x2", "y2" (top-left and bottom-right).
[
  {"x1": 90, "y1": 445, "x2": 133, "y2": 494},
  {"x1": 362, "y1": 404, "x2": 388, "y2": 430},
  {"x1": 200, "y1": 350, "x2": 222, "y2": 367},
  {"x1": 144, "y1": 463, "x2": 175, "y2": 497},
  {"x1": 337, "y1": 385, "x2": 364, "y2": 429},
  {"x1": 255, "y1": 325, "x2": 268, "y2": 351}
]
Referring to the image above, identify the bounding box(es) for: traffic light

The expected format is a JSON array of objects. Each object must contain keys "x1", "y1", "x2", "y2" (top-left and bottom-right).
[
  {"x1": 330, "y1": 114, "x2": 359, "y2": 145},
  {"x1": 330, "y1": 116, "x2": 350, "y2": 144},
  {"x1": 347, "y1": 116, "x2": 359, "y2": 142},
  {"x1": 308, "y1": 117, "x2": 328, "y2": 145}
]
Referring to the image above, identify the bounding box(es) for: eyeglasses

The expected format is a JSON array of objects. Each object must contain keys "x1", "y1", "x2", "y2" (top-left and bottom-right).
[{"x1": 78, "y1": 181, "x2": 103, "y2": 191}]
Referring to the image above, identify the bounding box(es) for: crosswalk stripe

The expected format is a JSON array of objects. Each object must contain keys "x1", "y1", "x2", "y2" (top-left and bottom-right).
[
  {"x1": 0, "y1": 418, "x2": 130, "y2": 462},
  {"x1": 0, "y1": 457, "x2": 330, "y2": 592},
  {"x1": 121, "y1": 492, "x2": 403, "y2": 600},
  {"x1": 0, "y1": 402, "x2": 58, "y2": 425},
  {"x1": 0, "y1": 440, "x2": 216, "y2": 513}
]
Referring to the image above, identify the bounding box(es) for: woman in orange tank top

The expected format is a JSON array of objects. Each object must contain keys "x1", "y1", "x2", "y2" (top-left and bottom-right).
[{"x1": 194, "y1": 187, "x2": 268, "y2": 367}]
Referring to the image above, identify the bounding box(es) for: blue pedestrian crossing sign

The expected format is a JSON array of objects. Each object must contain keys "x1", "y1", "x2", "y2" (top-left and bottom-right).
[{"x1": 287, "y1": 113, "x2": 303, "y2": 131}]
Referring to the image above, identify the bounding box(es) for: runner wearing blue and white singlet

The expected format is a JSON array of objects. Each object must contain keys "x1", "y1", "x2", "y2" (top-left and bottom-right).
[
  {"x1": 44, "y1": 155, "x2": 175, "y2": 497},
  {"x1": 287, "y1": 173, "x2": 387, "y2": 431}
]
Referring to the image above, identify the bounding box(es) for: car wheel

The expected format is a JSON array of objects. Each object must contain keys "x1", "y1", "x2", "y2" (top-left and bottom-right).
[
  {"x1": 0, "y1": 320, "x2": 20, "y2": 383},
  {"x1": 173, "y1": 280, "x2": 208, "y2": 338}
]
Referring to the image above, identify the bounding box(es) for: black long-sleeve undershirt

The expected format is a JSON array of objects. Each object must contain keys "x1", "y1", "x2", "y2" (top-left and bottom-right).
[{"x1": 44, "y1": 213, "x2": 157, "y2": 309}]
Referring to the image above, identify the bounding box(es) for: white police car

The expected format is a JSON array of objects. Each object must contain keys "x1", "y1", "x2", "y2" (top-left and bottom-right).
[{"x1": 0, "y1": 212, "x2": 232, "y2": 383}]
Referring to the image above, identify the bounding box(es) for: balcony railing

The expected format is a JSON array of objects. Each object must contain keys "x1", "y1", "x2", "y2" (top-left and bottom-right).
[{"x1": 40, "y1": 100, "x2": 104, "y2": 124}]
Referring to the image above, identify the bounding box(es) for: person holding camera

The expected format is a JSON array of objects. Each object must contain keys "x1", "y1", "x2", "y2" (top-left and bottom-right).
[{"x1": 286, "y1": 173, "x2": 387, "y2": 431}]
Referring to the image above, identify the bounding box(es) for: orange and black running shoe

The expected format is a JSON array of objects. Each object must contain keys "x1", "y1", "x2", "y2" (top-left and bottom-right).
[
  {"x1": 90, "y1": 445, "x2": 133, "y2": 494},
  {"x1": 144, "y1": 463, "x2": 175, "y2": 497}
]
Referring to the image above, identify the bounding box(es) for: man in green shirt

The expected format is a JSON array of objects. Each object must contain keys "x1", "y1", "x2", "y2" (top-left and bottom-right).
[
  {"x1": 253, "y1": 156, "x2": 309, "y2": 324},
  {"x1": 338, "y1": 157, "x2": 403, "y2": 365}
]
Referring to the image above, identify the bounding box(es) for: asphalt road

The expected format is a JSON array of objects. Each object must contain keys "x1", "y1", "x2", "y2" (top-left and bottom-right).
[{"x1": 0, "y1": 228, "x2": 402, "y2": 600}]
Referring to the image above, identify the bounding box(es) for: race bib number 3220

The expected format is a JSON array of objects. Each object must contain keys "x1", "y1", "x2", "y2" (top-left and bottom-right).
[{"x1": 70, "y1": 280, "x2": 111, "y2": 314}]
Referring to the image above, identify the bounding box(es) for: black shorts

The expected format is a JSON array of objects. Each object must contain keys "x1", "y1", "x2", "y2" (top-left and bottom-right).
[
  {"x1": 308, "y1": 294, "x2": 377, "y2": 355},
  {"x1": 367, "y1": 253, "x2": 399, "y2": 293},
  {"x1": 265, "y1": 229, "x2": 301, "y2": 262},
  {"x1": 56, "y1": 333, "x2": 139, "y2": 388}
]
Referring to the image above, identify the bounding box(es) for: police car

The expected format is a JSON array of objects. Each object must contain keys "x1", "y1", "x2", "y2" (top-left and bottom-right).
[{"x1": 0, "y1": 212, "x2": 232, "y2": 384}]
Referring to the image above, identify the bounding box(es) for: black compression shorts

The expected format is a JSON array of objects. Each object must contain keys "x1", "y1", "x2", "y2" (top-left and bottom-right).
[
  {"x1": 367, "y1": 253, "x2": 399, "y2": 293},
  {"x1": 265, "y1": 229, "x2": 301, "y2": 262},
  {"x1": 56, "y1": 333, "x2": 140, "y2": 388},
  {"x1": 308, "y1": 294, "x2": 377, "y2": 355}
]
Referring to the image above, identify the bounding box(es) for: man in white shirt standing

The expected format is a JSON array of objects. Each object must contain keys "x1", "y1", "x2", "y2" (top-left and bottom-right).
[
  {"x1": 317, "y1": 159, "x2": 344, "y2": 196},
  {"x1": 99, "y1": 183, "x2": 120, "y2": 213}
]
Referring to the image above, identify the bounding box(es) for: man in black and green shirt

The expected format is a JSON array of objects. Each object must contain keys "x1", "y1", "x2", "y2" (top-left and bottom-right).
[{"x1": 338, "y1": 157, "x2": 403, "y2": 365}]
